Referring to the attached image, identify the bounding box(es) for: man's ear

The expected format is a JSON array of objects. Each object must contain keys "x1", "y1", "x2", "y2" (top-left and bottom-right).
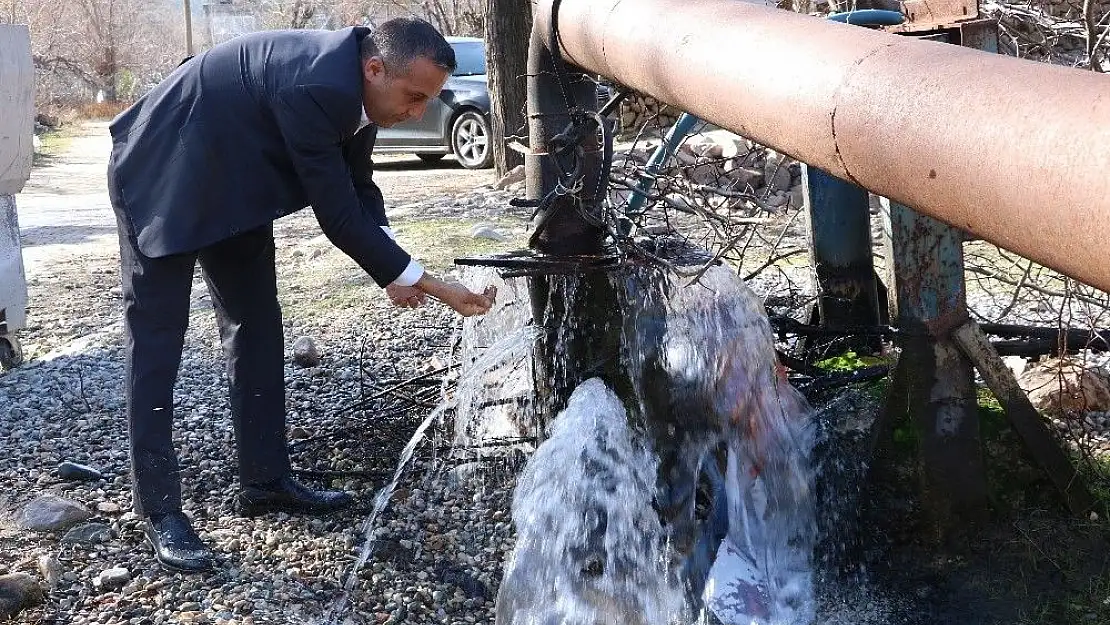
[{"x1": 362, "y1": 56, "x2": 386, "y2": 81}]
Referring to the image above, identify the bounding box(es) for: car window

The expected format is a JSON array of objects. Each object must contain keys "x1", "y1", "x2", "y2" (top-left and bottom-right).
[{"x1": 452, "y1": 42, "x2": 486, "y2": 76}]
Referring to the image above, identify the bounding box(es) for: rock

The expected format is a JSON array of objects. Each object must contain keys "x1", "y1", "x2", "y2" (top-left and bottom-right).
[
  {"x1": 625, "y1": 147, "x2": 651, "y2": 164},
  {"x1": 788, "y1": 183, "x2": 805, "y2": 209},
  {"x1": 723, "y1": 137, "x2": 756, "y2": 160},
  {"x1": 722, "y1": 162, "x2": 764, "y2": 189},
  {"x1": 687, "y1": 138, "x2": 724, "y2": 159},
  {"x1": 1017, "y1": 357, "x2": 1110, "y2": 415},
  {"x1": 764, "y1": 156, "x2": 793, "y2": 191},
  {"x1": 0, "y1": 573, "x2": 44, "y2": 619},
  {"x1": 62, "y1": 522, "x2": 112, "y2": 545},
  {"x1": 95, "y1": 567, "x2": 130, "y2": 591},
  {"x1": 37, "y1": 555, "x2": 63, "y2": 588},
  {"x1": 289, "y1": 426, "x2": 312, "y2": 440},
  {"x1": 494, "y1": 165, "x2": 525, "y2": 190},
  {"x1": 470, "y1": 225, "x2": 507, "y2": 242},
  {"x1": 674, "y1": 146, "x2": 699, "y2": 166},
  {"x1": 694, "y1": 129, "x2": 750, "y2": 160},
  {"x1": 686, "y1": 160, "x2": 720, "y2": 187},
  {"x1": 17, "y1": 494, "x2": 92, "y2": 532},
  {"x1": 96, "y1": 501, "x2": 120, "y2": 514},
  {"x1": 766, "y1": 192, "x2": 790, "y2": 210},
  {"x1": 292, "y1": 336, "x2": 321, "y2": 368},
  {"x1": 57, "y1": 461, "x2": 103, "y2": 482}
]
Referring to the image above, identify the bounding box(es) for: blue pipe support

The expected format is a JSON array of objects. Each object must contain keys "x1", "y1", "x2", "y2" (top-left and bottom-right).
[
  {"x1": 826, "y1": 9, "x2": 905, "y2": 25},
  {"x1": 803, "y1": 165, "x2": 882, "y2": 331},
  {"x1": 625, "y1": 112, "x2": 703, "y2": 215},
  {"x1": 801, "y1": 11, "x2": 901, "y2": 334}
]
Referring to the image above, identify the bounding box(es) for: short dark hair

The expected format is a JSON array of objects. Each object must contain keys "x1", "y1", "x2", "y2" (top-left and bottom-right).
[{"x1": 361, "y1": 18, "x2": 456, "y2": 75}]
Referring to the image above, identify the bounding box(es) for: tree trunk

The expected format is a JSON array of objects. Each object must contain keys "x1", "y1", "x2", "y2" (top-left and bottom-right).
[
  {"x1": 102, "y1": 46, "x2": 118, "y2": 102},
  {"x1": 483, "y1": 0, "x2": 531, "y2": 178}
]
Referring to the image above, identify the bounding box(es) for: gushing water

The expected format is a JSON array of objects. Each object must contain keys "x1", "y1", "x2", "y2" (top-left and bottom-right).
[
  {"x1": 489, "y1": 264, "x2": 818, "y2": 625},
  {"x1": 497, "y1": 378, "x2": 686, "y2": 625},
  {"x1": 327, "y1": 262, "x2": 825, "y2": 624}
]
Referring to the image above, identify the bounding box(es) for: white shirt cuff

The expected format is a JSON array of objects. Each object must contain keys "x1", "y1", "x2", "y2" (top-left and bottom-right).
[
  {"x1": 380, "y1": 226, "x2": 424, "y2": 286},
  {"x1": 393, "y1": 259, "x2": 425, "y2": 287}
]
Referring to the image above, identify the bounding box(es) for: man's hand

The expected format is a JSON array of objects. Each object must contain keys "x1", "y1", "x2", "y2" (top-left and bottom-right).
[
  {"x1": 436, "y1": 282, "x2": 497, "y2": 317},
  {"x1": 414, "y1": 274, "x2": 497, "y2": 317},
  {"x1": 385, "y1": 283, "x2": 426, "y2": 309}
]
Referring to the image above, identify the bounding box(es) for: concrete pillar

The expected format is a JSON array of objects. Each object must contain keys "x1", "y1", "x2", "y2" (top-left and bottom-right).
[{"x1": 0, "y1": 25, "x2": 34, "y2": 367}]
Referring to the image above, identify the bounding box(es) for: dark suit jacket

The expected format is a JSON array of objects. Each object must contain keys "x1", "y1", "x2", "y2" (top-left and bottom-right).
[{"x1": 108, "y1": 27, "x2": 410, "y2": 287}]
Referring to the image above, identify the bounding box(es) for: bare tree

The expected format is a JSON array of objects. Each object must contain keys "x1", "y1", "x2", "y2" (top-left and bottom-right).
[
  {"x1": 378, "y1": 0, "x2": 484, "y2": 35},
  {"x1": 7, "y1": 0, "x2": 183, "y2": 110}
]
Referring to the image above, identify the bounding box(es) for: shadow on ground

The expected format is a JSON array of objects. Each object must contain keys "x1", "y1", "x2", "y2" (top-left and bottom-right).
[
  {"x1": 21, "y1": 226, "x2": 119, "y2": 247},
  {"x1": 843, "y1": 390, "x2": 1110, "y2": 625}
]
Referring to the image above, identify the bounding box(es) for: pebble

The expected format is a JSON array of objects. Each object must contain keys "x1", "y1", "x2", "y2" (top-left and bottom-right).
[
  {"x1": 292, "y1": 336, "x2": 321, "y2": 367},
  {"x1": 62, "y1": 522, "x2": 112, "y2": 544},
  {"x1": 37, "y1": 555, "x2": 63, "y2": 588},
  {"x1": 57, "y1": 461, "x2": 104, "y2": 482},
  {"x1": 470, "y1": 224, "x2": 508, "y2": 242},
  {"x1": 95, "y1": 567, "x2": 131, "y2": 591}
]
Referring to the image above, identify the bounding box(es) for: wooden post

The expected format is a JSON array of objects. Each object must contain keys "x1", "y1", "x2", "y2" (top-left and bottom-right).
[{"x1": 951, "y1": 320, "x2": 1095, "y2": 515}]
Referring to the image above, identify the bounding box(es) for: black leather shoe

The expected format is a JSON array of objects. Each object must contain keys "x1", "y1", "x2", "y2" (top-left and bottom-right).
[
  {"x1": 144, "y1": 512, "x2": 214, "y2": 573},
  {"x1": 236, "y1": 476, "x2": 353, "y2": 517}
]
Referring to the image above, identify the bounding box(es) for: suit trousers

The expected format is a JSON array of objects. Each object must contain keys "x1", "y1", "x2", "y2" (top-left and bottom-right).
[{"x1": 116, "y1": 221, "x2": 290, "y2": 517}]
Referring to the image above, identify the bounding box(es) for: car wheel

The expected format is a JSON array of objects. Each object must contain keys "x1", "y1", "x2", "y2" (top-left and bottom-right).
[
  {"x1": 417, "y1": 154, "x2": 445, "y2": 163},
  {"x1": 451, "y1": 111, "x2": 493, "y2": 169}
]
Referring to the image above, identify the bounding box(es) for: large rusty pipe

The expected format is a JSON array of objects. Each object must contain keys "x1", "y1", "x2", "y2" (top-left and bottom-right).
[{"x1": 535, "y1": 0, "x2": 1110, "y2": 292}]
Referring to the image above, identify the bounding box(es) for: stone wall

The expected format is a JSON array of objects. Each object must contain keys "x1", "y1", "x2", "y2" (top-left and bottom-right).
[{"x1": 618, "y1": 94, "x2": 681, "y2": 137}]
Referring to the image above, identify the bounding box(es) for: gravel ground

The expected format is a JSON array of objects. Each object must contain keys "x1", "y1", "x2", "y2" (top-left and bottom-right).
[
  {"x1": 0, "y1": 205, "x2": 532, "y2": 624},
  {"x1": 1, "y1": 123, "x2": 534, "y2": 624}
]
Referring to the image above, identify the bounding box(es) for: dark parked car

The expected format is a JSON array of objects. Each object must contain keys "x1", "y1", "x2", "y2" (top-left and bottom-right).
[{"x1": 374, "y1": 37, "x2": 493, "y2": 169}]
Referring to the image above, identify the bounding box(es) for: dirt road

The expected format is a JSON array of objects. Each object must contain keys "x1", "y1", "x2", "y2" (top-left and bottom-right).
[{"x1": 16, "y1": 121, "x2": 494, "y2": 277}]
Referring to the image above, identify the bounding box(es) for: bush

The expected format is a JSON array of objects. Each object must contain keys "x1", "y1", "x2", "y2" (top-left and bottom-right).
[{"x1": 76, "y1": 101, "x2": 131, "y2": 120}]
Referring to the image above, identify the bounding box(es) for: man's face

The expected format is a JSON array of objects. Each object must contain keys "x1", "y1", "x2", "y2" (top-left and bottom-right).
[{"x1": 361, "y1": 55, "x2": 449, "y2": 128}]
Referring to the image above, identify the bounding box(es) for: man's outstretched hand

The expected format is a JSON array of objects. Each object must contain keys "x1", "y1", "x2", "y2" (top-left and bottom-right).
[
  {"x1": 387, "y1": 273, "x2": 496, "y2": 317},
  {"x1": 433, "y1": 282, "x2": 497, "y2": 317}
]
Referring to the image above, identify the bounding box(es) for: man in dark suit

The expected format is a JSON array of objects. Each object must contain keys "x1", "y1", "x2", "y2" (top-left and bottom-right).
[{"x1": 107, "y1": 18, "x2": 495, "y2": 573}]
